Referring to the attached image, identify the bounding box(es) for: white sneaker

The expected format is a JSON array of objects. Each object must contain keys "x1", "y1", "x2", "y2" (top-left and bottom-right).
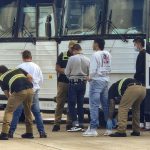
[
  {"x1": 82, "y1": 128, "x2": 98, "y2": 137},
  {"x1": 67, "y1": 126, "x2": 82, "y2": 132},
  {"x1": 104, "y1": 130, "x2": 113, "y2": 136}
]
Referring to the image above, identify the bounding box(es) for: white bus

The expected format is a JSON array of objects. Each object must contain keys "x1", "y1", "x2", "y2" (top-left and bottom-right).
[{"x1": 0, "y1": 0, "x2": 149, "y2": 115}]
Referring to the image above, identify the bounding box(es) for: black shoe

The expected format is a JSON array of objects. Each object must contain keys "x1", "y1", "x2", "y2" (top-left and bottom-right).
[
  {"x1": 39, "y1": 132, "x2": 47, "y2": 138},
  {"x1": 66, "y1": 124, "x2": 72, "y2": 131},
  {"x1": 8, "y1": 131, "x2": 14, "y2": 138},
  {"x1": 131, "y1": 131, "x2": 140, "y2": 136},
  {"x1": 21, "y1": 133, "x2": 34, "y2": 139},
  {"x1": 0, "y1": 133, "x2": 9, "y2": 140},
  {"x1": 79, "y1": 125, "x2": 85, "y2": 132},
  {"x1": 52, "y1": 124, "x2": 60, "y2": 132},
  {"x1": 109, "y1": 132, "x2": 127, "y2": 137}
]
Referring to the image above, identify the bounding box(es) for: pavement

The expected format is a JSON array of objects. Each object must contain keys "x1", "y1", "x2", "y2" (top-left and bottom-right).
[
  {"x1": 0, "y1": 123, "x2": 150, "y2": 150},
  {"x1": 0, "y1": 111, "x2": 150, "y2": 150}
]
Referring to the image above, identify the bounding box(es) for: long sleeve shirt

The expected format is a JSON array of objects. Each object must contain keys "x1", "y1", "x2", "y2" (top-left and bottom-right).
[
  {"x1": 89, "y1": 50, "x2": 111, "y2": 81},
  {"x1": 65, "y1": 54, "x2": 90, "y2": 80},
  {"x1": 134, "y1": 50, "x2": 146, "y2": 85}
]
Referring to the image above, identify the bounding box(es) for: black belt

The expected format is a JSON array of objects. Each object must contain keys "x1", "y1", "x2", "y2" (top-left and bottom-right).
[
  {"x1": 69, "y1": 79, "x2": 86, "y2": 84},
  {"x1": 128, "y1": 83, "x2": 142, "y2": 87}
]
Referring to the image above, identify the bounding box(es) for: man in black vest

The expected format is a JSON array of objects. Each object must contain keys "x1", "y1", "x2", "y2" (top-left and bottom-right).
[
  {"x1": 107, "y1": 78, "x2": 146, "y2": 137},
  {"x1": 52, "y1": 41, "x2": 76, "y2": 131}
]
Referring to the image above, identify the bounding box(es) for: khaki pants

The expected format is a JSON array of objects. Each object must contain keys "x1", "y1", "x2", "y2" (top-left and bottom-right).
[
  {"x1": 2, "y1": 89, "x2": 34, "y2": 134},
  {"x1": 118, "y1": 85, "x2": 146, "y2": 133},
  {"x1": 55, "y1": 82, "x2": 71, "y2": 125}
]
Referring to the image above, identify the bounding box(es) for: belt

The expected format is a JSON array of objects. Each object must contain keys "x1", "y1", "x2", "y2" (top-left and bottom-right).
[
  {"x1": 128, "y1": 83, "x2": 142, "y2": 87},
  {"x1": 69, "y1": 79, "x2": 86, "y2": 84}
]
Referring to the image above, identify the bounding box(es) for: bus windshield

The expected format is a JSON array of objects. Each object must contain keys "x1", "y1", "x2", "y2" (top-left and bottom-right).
[
  {"x1": 107, "y1": 0, "x2": 146, "y2": 35},
  {"x1": 61, "y1": 0, "x2": 105, "y2": 36},
  {"x1": 61, "y1": 0, "x2": 147, "y2": 36}
]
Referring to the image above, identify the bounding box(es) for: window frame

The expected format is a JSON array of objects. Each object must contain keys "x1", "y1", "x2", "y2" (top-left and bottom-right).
[{"x1": 36, "y1": 3, "x2": 57, "y2": 40}]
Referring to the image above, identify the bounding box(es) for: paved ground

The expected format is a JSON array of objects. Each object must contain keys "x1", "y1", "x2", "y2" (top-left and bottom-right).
[
  {"x1": 0, "y1": 111, "x2": 150, "y2": 150},
  {"x1": 0, "y1": 123, "x2": 150, "y2": 150}
]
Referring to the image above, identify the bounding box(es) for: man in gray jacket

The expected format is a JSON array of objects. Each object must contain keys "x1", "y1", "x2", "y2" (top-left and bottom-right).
[{"x1": 65, "y1": 44, "x2": 90, "y2": 132}]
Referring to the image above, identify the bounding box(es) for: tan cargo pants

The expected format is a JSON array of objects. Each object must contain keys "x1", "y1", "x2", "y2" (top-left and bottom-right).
[
  {"x1": 2, "y1": 89, "x2": 34, "y2": 134},
  {"x1": 118, "y1": 85, "x2": 146, "y2": 133},
  {"x1": 54, "y1": 82, "x2": 71, "y2": 125}
]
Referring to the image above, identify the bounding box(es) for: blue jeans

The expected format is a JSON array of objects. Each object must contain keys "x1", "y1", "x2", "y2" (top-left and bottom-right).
[
  {"x1": 10, "y1": 90, "x2": 45, "y2": 133},
  {"x1": 68, "y1": 82, "x2": 86, "y2": 126},
  {"x1": 89, "y1": 80, "x2": 109, "y2": 129}
]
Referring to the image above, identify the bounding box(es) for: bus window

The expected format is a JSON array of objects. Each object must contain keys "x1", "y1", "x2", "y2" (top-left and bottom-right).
[
  {"x1": 0, "y1": 0, "x2": 17, "y2": 38},
  {"x1": 18, "y1": 0, "x2": 53, "y2": 38},
  {"x1": 107, "y1": 0, "x2": 146, "y2": 34},
  {"x1": 37, "y1": 5, "x2": 55, "y2": 38},
  {"x1": 62, "y1": 0, "x2": 105, "y2": 36}
]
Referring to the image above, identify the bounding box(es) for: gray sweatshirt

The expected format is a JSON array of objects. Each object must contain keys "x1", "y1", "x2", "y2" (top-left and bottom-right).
[{"x1": 65, "y1": 54, "x2": 90, "y2": 80}]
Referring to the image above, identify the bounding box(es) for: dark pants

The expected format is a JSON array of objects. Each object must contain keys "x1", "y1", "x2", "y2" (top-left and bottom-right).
[
  {"x1": 68, "y1": 82, "x2": 86, "y2": 126},
  {"x1": 140, "y1": 99, "x2": 150, "y2": 123}
]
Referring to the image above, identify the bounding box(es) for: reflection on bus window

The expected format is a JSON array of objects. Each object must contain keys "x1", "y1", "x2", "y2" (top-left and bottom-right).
[
  {"x1": 62, "y1": 0, "x2": 104, "y2": 35},
  {"x1": 0, "y1": 0, "x2": 17, "y2": 38},
  {"x1": 108, "y1": 0, "x2": 146, "y2": 34},
  {"x1": 18, "y1": 6, "x2": 36, "y2": 37},
  {"x1": 38, "y1": 6, "x2": 55, "y2": 38}
]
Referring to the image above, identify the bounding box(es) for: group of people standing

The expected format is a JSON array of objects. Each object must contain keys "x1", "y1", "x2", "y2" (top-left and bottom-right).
[
  {"x1": 53, "y1": 37, "x2": 149, "y2": 137},
  {"x1": 0, "y1": 37, "x2": 148, "y2": 140}
]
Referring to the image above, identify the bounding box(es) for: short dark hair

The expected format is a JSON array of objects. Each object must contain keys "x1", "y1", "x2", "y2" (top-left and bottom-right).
[
  {"x1": 22, "y1": 50, "x2": 32, "y2": 59},
  {"x1": 133, "y1": 37, "x2": 145, "y2": 47},
  {"x1": 0, "y1": 65, "x2": 8, "y2": 74},
  {"x1": 72, "y1": 44, "x2": 82, "y2": 51},
  {"x1": 94, "y1": 38, "x2": 105, "y2": 50}
]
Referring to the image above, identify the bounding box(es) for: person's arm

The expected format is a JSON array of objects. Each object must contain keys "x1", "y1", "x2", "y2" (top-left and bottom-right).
[
  {"x1": 20, "y1": 68, "x2": 33, "y2": 82},
  {"x1": 55, "y1": 53, "x2": 65, "y2": 74},
  {"x1": 134, "y1": 52, "x2": 145, "y2": 79},
  {"x1": 108, "y1": 99, "x2": 116, "y2": 120},
  {"x1": 38, "y1": 67, "x2": 44, "y2": 85},
  {"x1": 65, "y1": 58, "x2": 72, "y2": 77},
  {"x1": 3, "y1": 90, "x2": 10, "y2": 99},
  {"x1": 89, "y1": 54, "x2": 97, "y2": 79},
  {"x1": 55, "y1": 65, "x2": 65, "y2": 74}
]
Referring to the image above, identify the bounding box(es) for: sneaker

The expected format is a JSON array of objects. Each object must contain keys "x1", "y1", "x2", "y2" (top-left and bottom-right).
[
  {"x1": 52, "y1": 124, "x2": 60, "y2": 132},
  {"x1": 66, "y1": 124, "x2": 72, "y2": 131},
  {"x1": 109, "y1": 132, "x2": 127, "y2": 137},
  {"x1": 39, "y1": 132, "x2": 47, "y2": 138},
  {"x1": 104, "y1": 130, "x2": 113, "y2": 136},
  {"x1": 0, "y1": 133, "x2": 9, "y2": 140},
  {"x1": 21, "y1": 133, "x2": 34, "y2": 139},
  {"x1": 82, "y1": 128, "x2": 98, "y2": 137},
  {"x1": 67, "y1": 126, "x2": 82, "y2": 132},
  {"x1": 131, "y1": 131, "x2": 140, "y2": 136},
  {"x1": 8, "y1": 131, "x2": 14, "y2": 138}
]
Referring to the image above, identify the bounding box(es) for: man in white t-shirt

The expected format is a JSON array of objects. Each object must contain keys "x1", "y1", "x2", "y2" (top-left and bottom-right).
[
  {"x1": 9, "y1": 50, "x2": 47, "y2": 139},
  {"x1": 83, "y1": 38, "x2": 111, "y2": 137}
]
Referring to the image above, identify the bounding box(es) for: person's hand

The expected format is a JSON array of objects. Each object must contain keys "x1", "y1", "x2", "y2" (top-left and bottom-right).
[
  {"x1": 86, "y1": 76, "x2": 92, "y2": 82},
  {"x1": 106, "y1": 119, "x2": 113, "y2": 130}
]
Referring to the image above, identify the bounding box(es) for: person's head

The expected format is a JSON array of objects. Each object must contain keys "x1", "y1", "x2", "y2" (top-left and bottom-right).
[
  {"x1": 46, "y1": 15, "x2": 52, "y2": 22},
  {"x1": 22, "y1": 50, "x2": 32, "y2": 62},
  {"x1": 93, "y1": 38, "x2": 105, "y2": 51},
  {"x1": 72, "y1": 44, "x2": 82, "y2": 55},
  {"x1": 133, "y1": 37, "x2": 145, "y2": 52},
  {"x1": 0, "y1": 65, "x2": 8, "y2": 76},
  {"x1": 68, "y1": 41, "x2": 77, "y2": 54}
]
